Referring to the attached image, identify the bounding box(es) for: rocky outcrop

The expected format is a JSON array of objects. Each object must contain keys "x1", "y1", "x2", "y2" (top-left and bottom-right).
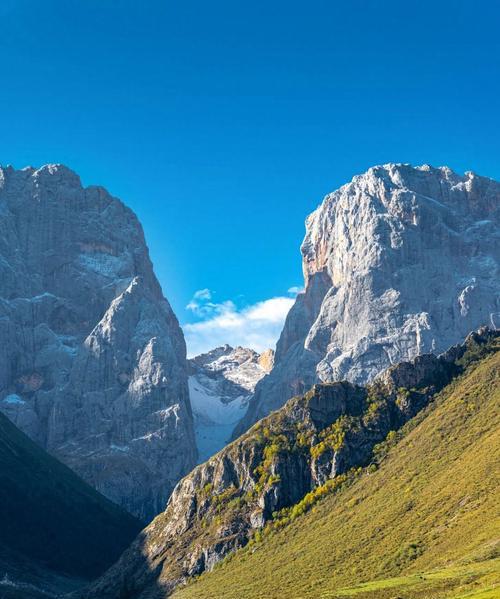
[
  {"x1": 0, "y1": 164, "x2": 196, "y2": 521},
  {"x1": 188, "y1": 345, "x2": 273, "y2": 462},
  {"x1": 236, "y1": 164, "x2": 500, "y2": 434},
  {"x1": 76, "y1": 329, "x2": 499, "y2": 599},
  {"x1": 257, "y1": 348, "x2": 275, "y2": 372}
]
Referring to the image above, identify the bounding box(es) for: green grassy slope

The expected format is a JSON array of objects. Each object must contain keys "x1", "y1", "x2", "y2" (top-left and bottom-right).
[
  {"x1": 173, "y1": 345, "x2": 500, "y2": 599},
  {"x1": 0, "y1": 411, "x2": 142, "y2": 583}
]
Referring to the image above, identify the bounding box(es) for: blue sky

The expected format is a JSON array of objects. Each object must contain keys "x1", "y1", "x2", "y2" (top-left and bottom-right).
[{"x1": 1, "y1": 0, "x2": 499, "y2": 354}]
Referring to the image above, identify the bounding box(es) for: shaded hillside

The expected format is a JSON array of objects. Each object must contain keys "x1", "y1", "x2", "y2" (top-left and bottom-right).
[
  {"x1": 0, "y1": 411, "x2": 142, "y2": 595},
  {"x1": 173, "y1": 335, "x2": 500, "y2": 598},
  {"x1": 78, "y1": 328, "x2": 498, "y2": 599}
]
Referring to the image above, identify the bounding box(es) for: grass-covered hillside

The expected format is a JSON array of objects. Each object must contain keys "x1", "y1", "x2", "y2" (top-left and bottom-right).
[
  {"x1": 173, "y1": 339, "x2": 500, "y2": 599},
  {"x1": 0, "y1": 411, "x2": 142, "y2": 597}
]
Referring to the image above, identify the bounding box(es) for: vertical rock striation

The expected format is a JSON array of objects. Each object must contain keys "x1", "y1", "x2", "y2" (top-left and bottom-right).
[
  {"x1": 236, "y1": 164, "x2": 500, "y2": 435},
  {"x1": 0, "y1": 164, "x2": 196, "y2": 521}
]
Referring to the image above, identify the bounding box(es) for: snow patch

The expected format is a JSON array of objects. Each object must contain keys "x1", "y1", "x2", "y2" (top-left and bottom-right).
[
  {"x1": 189, "y1": 376, "x2": 248, "y2": 462},
  {"x1": 78, "y1": 252, "x2": 125, "y2": 278},
  {"x1": 2, "y1": 394, "x2": 25, "y2": 405},
  {"x1": 189, "y1": 378, "x2": 247, "y2": 425}
]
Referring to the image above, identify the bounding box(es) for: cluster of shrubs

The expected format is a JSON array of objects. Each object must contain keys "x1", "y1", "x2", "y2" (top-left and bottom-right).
[
  {"x1": 391, "y1": 540, "x2": 425, "y2": 569},
  {"x1": 248, "y1": 470, "x2": 362, "y2": 547},
  {"x1": 252, "y1": 432, "x2": 290, "y2": 495},
  {"x1": 309, "y1": 415, "x2": 357, "y2": 459},
  {"x1": 363, "y1": 387, "x2": 390, "y2": 424},
  {"x1": 270, "y1": 473, "x2": 350, "y2": 526},
  {"x1": 457, "y1": 334, "x2": 497, "y2": 369},
  {"x1": 371, "y1": 429, "x2": 400, "y2": 465}
]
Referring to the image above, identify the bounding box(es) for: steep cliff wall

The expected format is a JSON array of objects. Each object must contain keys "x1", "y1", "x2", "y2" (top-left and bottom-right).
[
  {"x1": 0, "y1": 164, "x2": 196, "y2": 520},
  {"x1": 237, "y1": 164, "x2": 500, "y2": 434}
]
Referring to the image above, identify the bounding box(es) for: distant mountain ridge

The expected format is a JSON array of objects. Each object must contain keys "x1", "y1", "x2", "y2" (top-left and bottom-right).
[
  {"x1": 188, "y1": 345, "x2": 273, "y2": 461},
  {"x1": 0, "y1": 164, "x2": 196, "y2": 521},
  {"x1": 236, "y1": 163, "x2": 500, "y2": 435}
]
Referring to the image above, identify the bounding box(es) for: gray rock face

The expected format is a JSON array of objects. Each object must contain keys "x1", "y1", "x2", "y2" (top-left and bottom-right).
[
  {"x1": 237, "y1": 163, "x2": 500, "y2": 434},
  {"x1": 188, "y1": 345, "x2": 273, "y2": 462},
  {"x1": 0, "y1": 164, "x2": 196, "y2": 521}
]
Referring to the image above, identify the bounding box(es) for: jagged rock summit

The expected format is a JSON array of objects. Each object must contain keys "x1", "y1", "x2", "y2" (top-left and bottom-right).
[
  {"x1": 0, "y1": 164, "x2": 196, "y2": 521},
  {"x1": 236, "y1": 163, "x2": 500, "y2": 434},
  {"x1": 188, "y1": 345, "x2": 273, "y2": 462}
]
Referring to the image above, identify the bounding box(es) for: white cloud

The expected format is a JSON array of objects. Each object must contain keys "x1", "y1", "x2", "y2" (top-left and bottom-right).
[
  {"x1": 193, "y1": 288, "x2": 212, "y2": 301},
  {"x1": 182, "y1": 290, "x2": 297, "y2": 357},
  {"x1": 287, "y1": 285, "x2": 305, "y2": 296},
  {"x1": 186, "y1": 288, "x2": 229, "y2": 317}
]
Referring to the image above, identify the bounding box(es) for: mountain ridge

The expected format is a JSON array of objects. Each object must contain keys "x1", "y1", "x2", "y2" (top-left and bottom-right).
[
  {"x1": 76, "y1": 327, "x2": 499, "y2": 599},
  {"x1": 0, "y1": 408, "x2": 141, "y2": 598},
  {"x1": 173, "y1": 329, "x2": 500, "y2": 599}
]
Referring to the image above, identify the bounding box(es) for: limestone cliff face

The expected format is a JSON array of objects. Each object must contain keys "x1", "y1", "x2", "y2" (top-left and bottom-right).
[
  {"x1": 237, "y1": 164, "x2": 500, "y2": 433},
  {"x1": 0, "y1": 164, "x2": 196, "y2": 521},
  {"x1": 76, "y1": 329, "x2": 498, "y2": 599}
]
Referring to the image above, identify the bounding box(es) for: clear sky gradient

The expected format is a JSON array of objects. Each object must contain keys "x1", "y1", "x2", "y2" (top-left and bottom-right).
[{"x1": 1, "y1": 1, "x2": 499, "y2": 354}]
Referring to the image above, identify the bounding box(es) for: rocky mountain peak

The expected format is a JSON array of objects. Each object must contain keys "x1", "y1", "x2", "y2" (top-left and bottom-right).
[
  {"x1": 236, "y1": 164, "x2": 500, "y2": 435},
  {"x1": 192, "y1": 344, "x2": 256, "y2": 372},
  {"x1": 0, "y1": 164, "x2": 196, "y2": 521},
  {"x1": 302, "y1": 163, "x2": 499, "y2": 284}
]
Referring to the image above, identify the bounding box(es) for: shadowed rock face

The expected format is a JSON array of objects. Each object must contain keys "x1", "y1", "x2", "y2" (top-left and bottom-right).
[
  {"x1": 236, "y1": 163, "x2": 500, "y2": 435},
  {"x1": 76, "y1": 329, "x2": 498, "y2": 599},
  {"x1": 0, "y1": 164, "x2": 196, "y2": 521}
]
